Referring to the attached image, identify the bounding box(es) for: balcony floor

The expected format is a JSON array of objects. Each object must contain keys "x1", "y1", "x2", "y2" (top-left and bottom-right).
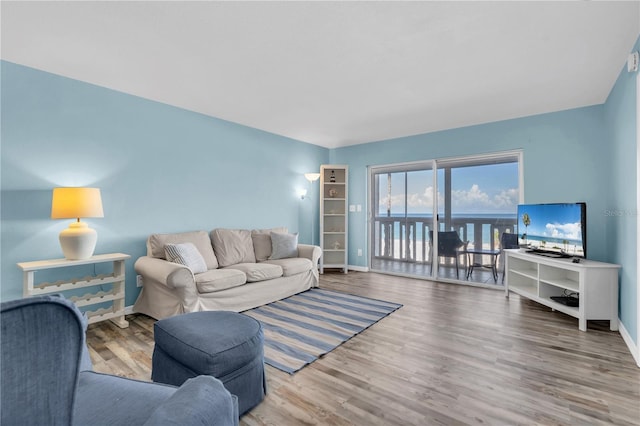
[{"x1": 370, "y1": 258, "x2": 504, "y2": 286}]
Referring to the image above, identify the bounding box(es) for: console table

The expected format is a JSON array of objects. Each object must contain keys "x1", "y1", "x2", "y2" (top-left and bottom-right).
[
  {"x1": 17, "y1": 253, "x2": 131, "y2": 328},
  {"x1": 505, "y1": 249, "x2": 620, "y2": 331}
]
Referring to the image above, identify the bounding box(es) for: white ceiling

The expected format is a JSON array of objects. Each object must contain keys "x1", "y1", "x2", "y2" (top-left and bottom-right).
[{"x1": 2, "y1": 1, "x2": 639, "y2": 149}]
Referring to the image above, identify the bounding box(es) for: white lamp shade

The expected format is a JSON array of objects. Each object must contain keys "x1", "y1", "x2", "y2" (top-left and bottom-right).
[
  {"x1": 304, "y1": 173, "x2": 321, "y2": 182},
  {"x1": 51, "y1": 187, "x2": 103, "y2": 259}
]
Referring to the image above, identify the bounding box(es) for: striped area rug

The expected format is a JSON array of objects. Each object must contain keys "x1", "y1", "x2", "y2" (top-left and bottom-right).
[{"x1": 243, "y1": 288, "x2": 402, "y2": 374}]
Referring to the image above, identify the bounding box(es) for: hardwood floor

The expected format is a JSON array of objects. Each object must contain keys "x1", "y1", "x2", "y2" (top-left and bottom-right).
[{"x1": 86, "y1": 272, "x2": 640, "y2": 425}]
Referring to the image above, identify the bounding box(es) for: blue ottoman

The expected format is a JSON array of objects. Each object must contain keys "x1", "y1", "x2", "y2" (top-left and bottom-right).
[{"x1": 152, "y1": 311, "x2": 266, "y2": 416}]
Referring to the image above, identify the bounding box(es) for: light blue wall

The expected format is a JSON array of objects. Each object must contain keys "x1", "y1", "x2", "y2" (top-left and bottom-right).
[
  {"x1": 332, "y1": 105, "x2": 610, "y2": 266},
  {"x1": 604, "y1": 36, "x2": 640, "y2": 345},
  {"x1": 331, "y1": 37, "x2": 639, "y2": 346},
  {"x1": 1, "y1": 61, "x2": 328, "y2": 305}
]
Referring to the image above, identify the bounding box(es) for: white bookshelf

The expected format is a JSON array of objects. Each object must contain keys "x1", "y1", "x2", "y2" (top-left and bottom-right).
[{"x1": 319, "y1": 165, "x2": 348, "y2": 274}]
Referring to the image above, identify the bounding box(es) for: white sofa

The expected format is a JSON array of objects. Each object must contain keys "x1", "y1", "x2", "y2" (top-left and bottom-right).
[{"x1": 133, "y1": 228, "x2": 322, "y2": 319}]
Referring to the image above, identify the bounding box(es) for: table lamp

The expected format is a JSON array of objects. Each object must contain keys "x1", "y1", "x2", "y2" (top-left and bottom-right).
[{"x1": 51, "y1": 187, "x2": 104, "y2": 260}]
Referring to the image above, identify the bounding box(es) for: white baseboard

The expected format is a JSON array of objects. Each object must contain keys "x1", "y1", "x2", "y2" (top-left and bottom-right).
[
  {"x1": 124, "y1": 305, "x2": 135, "y2": 315},
  {"x1": 619, "y1": 318, "x2": 640, "y2": 367},
  {"x1": 348, "y1": 265, "x2": 369, "y2": 272}
]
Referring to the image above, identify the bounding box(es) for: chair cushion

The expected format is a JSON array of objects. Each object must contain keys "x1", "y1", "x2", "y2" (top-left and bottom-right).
[
  {"x1": 269, "y1": 232, "x2": 299, "y2": 260},
  {"x1": 153, "y1": 311, "x2": 263, "y2": 379},
  {"x1": 148, "y1": 231, "x2": 219, "y2": 270},
  {"x1": 195, "y1": 269, "x2": 246, "y2": 293},
  {"x1": 165, "y1": 243, "x2": 208, "y2": 274},
  {"x1": 75, "y1": 371, "x2": 177, "y2": 426},
  {"x1": 210, "y1": 229, "x2": 256, "y2": 267},
  {"x1": 225, "y1": 263, "x2": 283, "y2": 282},
  {"x1": 261, "y1": 257, "x2": 312, "y2": 276}
]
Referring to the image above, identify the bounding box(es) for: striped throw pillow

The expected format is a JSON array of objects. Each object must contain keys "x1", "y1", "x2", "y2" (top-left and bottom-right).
[{"x1": 164, "y1": 243, "x2": 208, "y2": 274}]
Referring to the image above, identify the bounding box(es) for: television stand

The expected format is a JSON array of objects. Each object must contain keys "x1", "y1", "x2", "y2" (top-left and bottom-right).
[{"x1": 505, "y1": 250, "x2": 620, "y2": 332}]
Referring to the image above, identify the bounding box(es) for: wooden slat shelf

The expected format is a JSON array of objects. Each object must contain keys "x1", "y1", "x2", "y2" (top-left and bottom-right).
[{"x1": 18, "y1": 253, "x2": 130, "y2": 329}]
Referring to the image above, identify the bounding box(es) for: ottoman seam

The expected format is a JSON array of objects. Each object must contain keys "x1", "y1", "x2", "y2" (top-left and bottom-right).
[{"x1": 155, "y1": 321, "x2": 262, "y2": 359}]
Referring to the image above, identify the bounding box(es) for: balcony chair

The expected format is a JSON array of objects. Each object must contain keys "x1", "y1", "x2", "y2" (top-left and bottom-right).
[
  {"x1": 429, "y1": 230, "x2": 469, "y2": 279},
  {"x1": 500, "y1": 232, "x2": 520, "y2": 283},
  {"x1": 1, "y1": 294, "x2": 238, "y2": 426}
]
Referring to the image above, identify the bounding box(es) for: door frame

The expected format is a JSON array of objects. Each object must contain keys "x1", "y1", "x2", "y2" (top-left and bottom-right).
[{"x1": 367, "y1": 150, "x2": 523, "y2": 284}]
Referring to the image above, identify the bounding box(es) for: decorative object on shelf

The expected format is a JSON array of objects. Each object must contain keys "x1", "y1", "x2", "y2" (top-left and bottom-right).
[
  {"x1": 51, "y1": 187, "x2": 104, "y2": 260},
  {"x1": 328, "y1": 188, "x2": 338, "y2": 198},
  {"x1": 333, "y1": 241, "x2": 341, "y2": 250},
  {"x1": 628, "y1": 51, "x2": 639, "y2": 73},
  {"x1": 330, "y1": 170, "x2": 336, "y2": 182}
]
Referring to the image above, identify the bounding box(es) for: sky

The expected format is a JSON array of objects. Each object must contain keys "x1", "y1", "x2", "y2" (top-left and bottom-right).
[
  {"x1": 377, "y1": 162, "x2": 519, "y2": 215},
  {"x1": 517, "y1": 203, "x2": 584, "y2": 242}
]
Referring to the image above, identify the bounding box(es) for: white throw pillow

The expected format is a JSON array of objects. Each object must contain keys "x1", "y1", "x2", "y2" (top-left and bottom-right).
[
  {"x1": 164, "y1": 243, "x2": 208, "y2": 274},
  {"x1": 269, "y1": 232, "x2": 299, "y2": 260}
]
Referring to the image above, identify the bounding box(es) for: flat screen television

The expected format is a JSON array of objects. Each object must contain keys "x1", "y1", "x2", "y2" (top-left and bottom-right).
[{"x1": 517, "y1": 202, "x2": 586, "y2": 258}]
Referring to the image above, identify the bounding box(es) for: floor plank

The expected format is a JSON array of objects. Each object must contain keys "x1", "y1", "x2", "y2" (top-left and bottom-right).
[{"x1": 86, "y1": 271, "x2": 640, "y2": 425}]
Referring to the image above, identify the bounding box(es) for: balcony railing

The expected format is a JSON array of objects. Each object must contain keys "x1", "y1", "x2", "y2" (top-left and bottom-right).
[{"x1": 372, "y1": 215, "x2": 517, "y2": 266}]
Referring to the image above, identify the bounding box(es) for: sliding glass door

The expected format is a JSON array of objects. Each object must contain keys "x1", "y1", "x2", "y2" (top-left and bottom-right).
[
  {"x1": 435, "y1": 157, "x2": 520, "y2": 283},
  {"x1": 370, "y1": 164, "x2": 436, "y2": 276},
  {"x1": 369, "y1": 152, "x2": 521, "y2": 285}
]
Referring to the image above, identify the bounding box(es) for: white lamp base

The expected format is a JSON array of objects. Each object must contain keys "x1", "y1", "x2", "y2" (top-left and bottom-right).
[{"x1": 59, "y1": 221, "x2": 98, "y2": 260}]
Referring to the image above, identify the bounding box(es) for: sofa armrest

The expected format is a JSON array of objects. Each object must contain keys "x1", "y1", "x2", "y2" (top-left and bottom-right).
[
  {"x1": 143, "y1": 376, "x2": 239, "y2": 426},
  {"x1": 297, "y1": 244, "x2": 322, "y2": 266},
  {"x1": 135, "y1": 256, "x2": 195, "y2": 290}
]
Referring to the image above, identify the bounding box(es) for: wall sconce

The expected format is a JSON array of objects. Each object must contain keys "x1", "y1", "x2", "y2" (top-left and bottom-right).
[
  {"x1": 51, "y1": 187, "x2": 104, "y2": 260},
  {"x1": 298, "y1": 189, "x2": 308, "y2": 199}
]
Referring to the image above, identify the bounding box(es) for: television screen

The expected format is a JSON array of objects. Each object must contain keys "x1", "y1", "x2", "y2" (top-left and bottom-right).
[{"x1": 517, "y1": 203, "x2": 586, "y2": 258}]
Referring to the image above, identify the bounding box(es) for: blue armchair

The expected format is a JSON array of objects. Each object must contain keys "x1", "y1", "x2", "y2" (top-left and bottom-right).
[{"x1": 0, "y1": 295, "x2": 239, "y2": 426}]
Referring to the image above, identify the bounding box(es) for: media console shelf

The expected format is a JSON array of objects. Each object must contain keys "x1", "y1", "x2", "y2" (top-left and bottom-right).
[{"x1": 505, "y1": 249, "x2": 620, "y2": 332}]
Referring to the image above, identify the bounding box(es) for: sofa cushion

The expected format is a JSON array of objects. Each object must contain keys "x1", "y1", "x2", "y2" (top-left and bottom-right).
[
  {"x1": 269, "y1": 232, "x2": 299, "y2": 260},
  {"x1": 251, "y1": 228, "x2": 288, "y2": 261},
  {"x1": 148, "y1": 231, "x2": 219, "y2": 270},
  {"x1": 225, "y1": 263, "x2": 283, "y2": 283},
  {"x1": 164, "y1": 243, "x2": 208, "y2": 274},
  {"x1": 195, "y1": 269, "x2": 247, "y2": 293},
  {"x1": 261, "y1": 257, "x2": 313, "y2": 277},
  {"x1": 210, "y1": 229, "x2": 256, "y2": 267},
  {"x1": 250, "y1": 234, "x2": 272, "y2": 262}
]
